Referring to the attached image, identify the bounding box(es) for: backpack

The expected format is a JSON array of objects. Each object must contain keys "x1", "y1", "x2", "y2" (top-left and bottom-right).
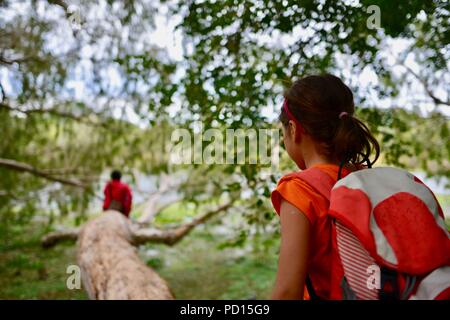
[{"x1": 295, "y1": 166, "x2": 450, "y2": 300}]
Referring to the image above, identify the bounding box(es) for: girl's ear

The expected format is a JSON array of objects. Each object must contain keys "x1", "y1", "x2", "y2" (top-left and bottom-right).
[{"x1": 288, "y1": 120, "x2": 303, "y2": 142}]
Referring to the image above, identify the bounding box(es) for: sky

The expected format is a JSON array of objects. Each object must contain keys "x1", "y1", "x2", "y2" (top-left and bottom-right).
[
  {"x1": 144, "y1": 3, "x2": 449, "y2": 119},
  {"x1": 2, "y1": 0, "x2": 449, "y2": 123},
  {"x1": 1, "y1": 0, "x2": 449, "y2": 215}
]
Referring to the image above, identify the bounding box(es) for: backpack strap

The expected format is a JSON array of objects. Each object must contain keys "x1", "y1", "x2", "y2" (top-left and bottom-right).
[
  {"x1": 379, "y1": 267, "x2": 400, "y2": 300},
  {"x1": 305, "y1": 275, "x2": 321, "y2": 300},
  {"x1": 291, "y1": 167, "x2": 335, "y2": 201}
]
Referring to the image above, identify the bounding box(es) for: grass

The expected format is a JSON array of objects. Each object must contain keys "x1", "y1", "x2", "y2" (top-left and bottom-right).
[
  {"x1": 1, "y1": 193, "x2": 448, "y2": 300},
  {"x1": 0, "y1": 210, "x2": 279, "y2": 300},
  {"x1": 143, "y1": 228, "x2": 278, "y2": 299},
  {"x1": 0, "y1": 226, "x2": 87, "y2": 299},
  {"x1": 146, "y1": 201, "x2": 279, "y2": 299}
]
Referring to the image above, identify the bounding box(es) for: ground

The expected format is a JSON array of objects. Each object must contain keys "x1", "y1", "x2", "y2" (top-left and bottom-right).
[
  {"x1": 0, "y1": 231, "x2": 87, "y2": 299},
  {"x1": 145, "y1": 228, "x2": 278, "y2": 300},
  {"x1": 0, "y1": 195, "x2": 449, "y2": 300},
  {"x1": 0, "y1": 207, "x2": 279, "y2": 299}
]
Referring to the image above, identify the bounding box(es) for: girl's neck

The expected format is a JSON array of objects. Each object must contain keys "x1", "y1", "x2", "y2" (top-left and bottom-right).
[
  {"x1": 303, "y1": 154, "x2": 339, "y2": 169},
  {"x1": 303, "y1": 155, "x2": 360, "y2": 173}
]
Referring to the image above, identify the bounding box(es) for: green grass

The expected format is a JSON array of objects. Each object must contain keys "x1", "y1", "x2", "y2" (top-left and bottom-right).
[
  {"x1": 0, "y1": 226, "x2": 87, "y2": 299},
  {"x1": 5, "y1": 193, "x2": 447, "y2": 300},
  {"x1": 144, "y1": 228, "x2": 278, "y2": 299},
  {"x1": 0, "y1": 214, "x2": 278, "y2": 300},
  {"x1": 145, "y1": 201, "x2": 279, "y2": 299}
]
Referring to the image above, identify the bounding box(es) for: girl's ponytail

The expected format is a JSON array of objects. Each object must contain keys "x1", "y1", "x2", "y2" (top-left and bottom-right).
[{"x1": 333, "y1": 113, "x2": 380, "y2": 167}]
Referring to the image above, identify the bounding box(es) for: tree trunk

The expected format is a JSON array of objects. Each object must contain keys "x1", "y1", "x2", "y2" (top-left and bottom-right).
[
  {"x1": 42, "y1": 202, "x2": 233, "y2": 299},
  {"x1": 77, "y1": 210, "x2": 174, "y2": 299}
]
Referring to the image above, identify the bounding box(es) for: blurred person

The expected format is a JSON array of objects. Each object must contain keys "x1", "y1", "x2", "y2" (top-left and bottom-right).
[{"x1": 102, "y1": 170, "x2": 132, "y2": 218}]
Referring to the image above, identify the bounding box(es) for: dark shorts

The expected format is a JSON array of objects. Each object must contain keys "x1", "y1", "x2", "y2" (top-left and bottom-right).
[{"x1": 108, "y1": 200, "x2": 124, "y2": 213}]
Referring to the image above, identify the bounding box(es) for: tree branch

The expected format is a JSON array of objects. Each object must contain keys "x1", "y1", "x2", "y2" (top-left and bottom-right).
[
  {"x1": 0, "y1": 82, "x2": 6, "y2": 102},
  {"x1": 0, "y1": 158, "x2": 87, "y2": 188},
  {"x1": 137, "y1": 174, "x2": 185, "y2": 224},
  {"x1": 42, "y1": 201, "x2": 235, "y2": 248},
  {"x1": 399, "y1": 62, "x2": 450, "y2": 107},
  {"x1": 135, "y1": 174, "x2": 215, "y2": 226},
  {"x1": 0, "y1": 102, "x2": 109, "y2": 128},
  {"x1": 0, "y1": 55, "x2": 31, "y2": 66},
  {"x1": 47, "y1": 0, "x2": 69, "y2": 12},
  {"x1": 132, "y1": 201, "x2": 234, "y2": 246},
  {"x1": 41, "y1": 228, "x2": 80, "y2": 248},
  {"x1": 136, "y1": 195, "x2": 184, "y2": 225}
]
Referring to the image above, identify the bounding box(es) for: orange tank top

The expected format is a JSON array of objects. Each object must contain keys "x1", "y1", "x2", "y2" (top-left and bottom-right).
[{"x1": 271, "y1": 163, "x2": 353, "y2": 299}]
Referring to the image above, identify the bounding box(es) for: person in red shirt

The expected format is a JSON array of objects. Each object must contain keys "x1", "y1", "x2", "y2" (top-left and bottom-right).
[{"x1": 102, "y1": 170, "x2": 133, "y2": 218}]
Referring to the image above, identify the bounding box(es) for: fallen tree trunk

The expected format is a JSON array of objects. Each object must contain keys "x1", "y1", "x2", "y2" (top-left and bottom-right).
[
  {"x1": 77, "y1": 211, "x2": 174, "y2": 300},
  {"x1": 42, "y1": 202, "x2": 233, "y2": 299}
]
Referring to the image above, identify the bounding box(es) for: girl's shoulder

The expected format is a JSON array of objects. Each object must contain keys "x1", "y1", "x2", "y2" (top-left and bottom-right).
[
  {"x1": 271, "y1": 169, "x2": 331, "y2": 224},
  {"x1": 271, "y1": 164, "x2": 357, "y2": 223},
  {"x1": 278, "y1": 163, "x2": 345, "y2": 184}
]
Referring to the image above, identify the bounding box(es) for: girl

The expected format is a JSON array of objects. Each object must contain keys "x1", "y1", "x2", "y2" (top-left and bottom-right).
[{"x1": 271, "y1": 74, "x2": 380, "y2": 300}]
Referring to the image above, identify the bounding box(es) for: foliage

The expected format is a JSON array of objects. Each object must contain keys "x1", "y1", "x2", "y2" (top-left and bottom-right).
[{"x1": 0, "y1": 0, "x2": 449, "y2": 243}]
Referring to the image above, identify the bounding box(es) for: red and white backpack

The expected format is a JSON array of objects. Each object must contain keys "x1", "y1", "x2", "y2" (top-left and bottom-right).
[{"x1": 297, "y1": 166, "x2": 450, "y2": 300}]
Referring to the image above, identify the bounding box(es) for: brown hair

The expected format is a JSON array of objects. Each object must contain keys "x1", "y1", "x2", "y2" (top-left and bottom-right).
[{"x1": 280, "y1": 74, "x2": 380, "y2": 168}]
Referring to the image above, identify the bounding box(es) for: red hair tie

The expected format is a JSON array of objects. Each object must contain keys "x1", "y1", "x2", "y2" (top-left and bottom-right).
[{"x1": 283, "y1": 99, "x2": 304, "y2": 134}]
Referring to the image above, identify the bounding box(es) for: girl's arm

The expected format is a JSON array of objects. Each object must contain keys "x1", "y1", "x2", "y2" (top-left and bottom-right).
[{"x1": 271, "y1": 199, "x2": 311, "y2": 300}]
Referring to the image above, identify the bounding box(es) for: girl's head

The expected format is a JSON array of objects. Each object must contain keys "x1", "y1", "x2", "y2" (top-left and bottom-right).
[{"x1": 280, "y1": 74, "x2": 380, "y2": 170}]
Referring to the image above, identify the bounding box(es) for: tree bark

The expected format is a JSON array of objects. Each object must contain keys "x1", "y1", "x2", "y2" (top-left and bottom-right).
[
  {"x1": 77, "y1": 211, "x2": 174, "y2": 299},
  {"x1": 0, "y1": 157, "x2": 86, "y2": 188},
  {"x1": 42, "y1": 228, "x2": 80, "y2": 248},
  {"x1": 42, "y1": 202, "x2": 233, "y2": 299}
]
